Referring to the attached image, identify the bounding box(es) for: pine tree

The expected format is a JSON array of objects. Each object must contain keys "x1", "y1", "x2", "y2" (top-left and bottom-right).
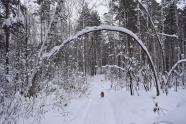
[
  {"x1": 90, "y1": 10, "x2": 102, "y2": 75},
  {"x1": 76, "y1": 4, "x2": 102, "y2": 76},
  {"x1": 76, "y1": 2, "x2": 92, "y2": 31},
  {"x1": 164, "y1": 3, "x2": 177, "y2": 71}
]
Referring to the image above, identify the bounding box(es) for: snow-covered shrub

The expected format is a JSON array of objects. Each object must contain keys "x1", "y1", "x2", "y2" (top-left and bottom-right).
[
  {"x1": 0, "y1": 91, "x2": 27, "y2": 124},
  {"x1": 103, "y1": 55, "x2": 157, "y2": 95}
]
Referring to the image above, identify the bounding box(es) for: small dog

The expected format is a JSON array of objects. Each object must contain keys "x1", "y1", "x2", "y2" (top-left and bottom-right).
[{"x1": 100, "y1": 92, "x2": 104, "y2": 98}]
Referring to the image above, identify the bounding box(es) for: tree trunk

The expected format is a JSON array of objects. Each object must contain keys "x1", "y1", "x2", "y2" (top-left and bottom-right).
[{"x1": 5, "y1": 0, "x2": 9, "y2": 75}]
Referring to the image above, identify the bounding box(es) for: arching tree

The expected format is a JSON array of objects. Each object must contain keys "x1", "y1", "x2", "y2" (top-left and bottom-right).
[{"x1": 40, "y1": 25, "x2": 160, "y2": 96}]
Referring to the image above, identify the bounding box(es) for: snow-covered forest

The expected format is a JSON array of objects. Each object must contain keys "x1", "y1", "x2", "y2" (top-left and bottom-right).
[{"x1": 0, "y1": 0, "x2": 186, "y2": 123}]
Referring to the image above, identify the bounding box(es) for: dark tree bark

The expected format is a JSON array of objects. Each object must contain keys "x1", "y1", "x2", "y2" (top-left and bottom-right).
[{"x1": 5, "y1": 0, "x2": 9, "y2": 75}]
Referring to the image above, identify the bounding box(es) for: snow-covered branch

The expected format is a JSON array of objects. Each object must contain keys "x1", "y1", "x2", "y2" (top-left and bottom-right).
[
  {"x1": 158, "y1": 33, "x2": 178, "y2": 38},
  {"x1": 42, "y1": 25, "x2": 151, "y2": 62},
  {"x1": 166, "y1": 59, "x2": 186, "y2": 84},
  {"x1": 102, "y1": 65, "x2": 127, "y2": 72}
]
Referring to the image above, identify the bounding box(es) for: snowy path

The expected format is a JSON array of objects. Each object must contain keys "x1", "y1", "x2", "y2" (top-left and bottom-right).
[
  {"x1": 78, "y1": 75, "x2": 117, "y2": 124},
  {"x1": 17, "y1": 75, "x2": 186, "y2": 124},
  {"x1": 64, "y1": 75, "x2": 186, "y2": 124},
  {"x1": 81, "y1": 97, "x2": 117, "y2": 124}
]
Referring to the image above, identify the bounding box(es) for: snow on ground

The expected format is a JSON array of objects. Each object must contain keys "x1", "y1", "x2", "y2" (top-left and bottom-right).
[{"x1": 16, "y1": 75, "x2": 186, "y2": 124}]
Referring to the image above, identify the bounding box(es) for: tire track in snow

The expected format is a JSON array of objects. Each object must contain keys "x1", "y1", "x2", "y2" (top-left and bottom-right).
[
  {"x1": 82, "y1": 79, "x2": 117, "y2": 123},
  {"x1": 82, "y1": 97, "x2": 117, "y2": 124},
  {"x1": 78, "y1": 98, "x2": 95, "y2": 124},
  {"x1": 80, "y1": 75, "x2": 118, "y2": 124},
  {"x1": 107, "y1": 97, "x2": 120, "y2": 124}
]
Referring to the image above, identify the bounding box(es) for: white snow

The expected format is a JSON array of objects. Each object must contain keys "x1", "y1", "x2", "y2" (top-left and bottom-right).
[
  {"x1": 177, "y1": 1, "x2": 186, "y2": 10},
  {"x1": 11, "y1": 75, "x2": 186, "y2": 124},
  {"x1": 156, "y1": 0, "x2": 161, "y2": 3}
]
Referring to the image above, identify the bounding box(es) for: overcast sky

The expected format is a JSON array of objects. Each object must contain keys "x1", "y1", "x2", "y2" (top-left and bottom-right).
[{"x1": 89, "y1": 0, "x2": 162, "y2": 18}]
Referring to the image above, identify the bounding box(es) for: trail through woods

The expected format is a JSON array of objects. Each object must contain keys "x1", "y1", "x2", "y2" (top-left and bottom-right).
[
  {"x1": 15, "y1": 75, "x2": 186, "y2": 124},
  {"x1": 77, "y1": 75, "x2": 117, "y2": 124},
  {"x1": 61, "y1": 75, "x2": 186, "y2": 124}
]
